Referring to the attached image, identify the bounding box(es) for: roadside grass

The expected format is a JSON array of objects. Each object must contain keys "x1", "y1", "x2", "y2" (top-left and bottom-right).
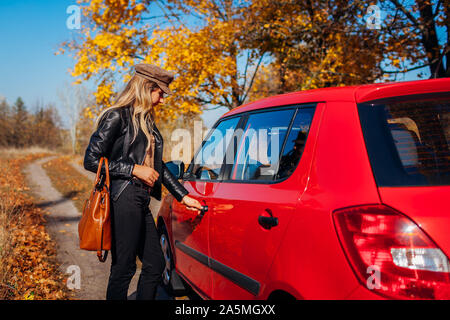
[
  {"x1": 0, "y1": 149, "x2": 70, "y2": 300},
  {"x1": 42, "y1": 156, "x2": 93, "y2": 213},
  {"x1": 0, "y1": 146, "x2": 55, "y2": 157}
]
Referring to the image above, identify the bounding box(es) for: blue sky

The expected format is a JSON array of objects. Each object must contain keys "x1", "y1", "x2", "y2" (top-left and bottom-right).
[
  {"x1": 0, "y1": 0, "x2": 77, "y2": 113},
  {"x1": 0, "y1": 1, "x2": 437, "y2": 129}
]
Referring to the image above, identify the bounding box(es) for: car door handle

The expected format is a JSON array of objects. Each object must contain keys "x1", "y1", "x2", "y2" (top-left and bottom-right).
[
  {"x1": 198, "y1": 205, "x2": 208, "y2": 217},
  {"x1": 258, "y1": 216, "x2": 278, "y2": 229}
]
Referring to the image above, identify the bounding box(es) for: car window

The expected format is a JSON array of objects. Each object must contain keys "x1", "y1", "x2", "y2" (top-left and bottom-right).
[
  {"x1": 229, "y1": 109, "x2": 295, "y2": 181},
  {"x1": 190, "y1": 116, "x2": 240, "y2": 181},
  {"x1": 276, "y1": 108, "x2": 315, "y2": 180},
  {"x1": 358, "y1": 96, "x2": 450, "y2": 186}
]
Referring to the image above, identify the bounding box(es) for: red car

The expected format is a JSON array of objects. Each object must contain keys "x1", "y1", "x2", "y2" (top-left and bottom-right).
[{"x1": 156, "y1": 78, "x2": 450, "y2": 300}]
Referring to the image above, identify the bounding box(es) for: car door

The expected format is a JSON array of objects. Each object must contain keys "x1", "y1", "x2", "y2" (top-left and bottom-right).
[
  {"x1": 209, "y1": 106, "x2": 317, "y2": 299},
  {"x1": 171, "y1": 116, "x2": 241, "y2": 298}
]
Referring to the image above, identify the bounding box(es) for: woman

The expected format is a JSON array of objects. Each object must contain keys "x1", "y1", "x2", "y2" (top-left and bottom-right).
[{"x1": 84, "y1": 63, "x2": 203, "y2": 300}]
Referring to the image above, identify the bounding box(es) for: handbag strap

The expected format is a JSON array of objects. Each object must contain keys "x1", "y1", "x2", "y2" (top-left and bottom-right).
[
  {"x1": 97, "y1": 250, "x2": 108, "y2": 262},
  {"x1": 97, "y1": 212, "x2": 108, "y2": 262},
  {"x1": 95, "y1": 157, "x2": 110, "y2": 263},
  {"x1": 95, "y1": 157, "x2": 110, "y2": 189}
]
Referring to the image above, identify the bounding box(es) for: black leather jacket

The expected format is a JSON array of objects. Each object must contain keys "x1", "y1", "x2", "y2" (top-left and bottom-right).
[{"x1": 83, "y1": 105, "x2": 189, "y2": 202}]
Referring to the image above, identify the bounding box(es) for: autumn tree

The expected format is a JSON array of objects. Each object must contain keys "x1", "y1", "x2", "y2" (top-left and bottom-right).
[
  {"x1": 379, "y1": 0, "x2": 449, "y2": 78},
  {"x1": 243, "y1": 1, "x2": 392, "y2": 95},
  {"x1": 58, "y1": 0, "x2": 266, "y2": 120},
  {"x1": 32, "y1": 105, "x2": 47, "y2": 147},
  {"x1": 0, "y1": 98, "x2": 13, "y2": 147},
  {"x1": 245, "y1": 0, "x2": 448, "y2": 98},
  {"x1": 153, "y1": 0, "x2": 267, "y2": 110},
  {"x1": 30, "y1": 105, "x2": 63, "y2": 149},
  {"x1": 60, "y1": 0, "x2": 448, "y2": 122},
  {"x1": 11, "y1": 98, "x2": 30, "y2": 148},
  {"x1": 0, "y1": 97, "x2": 63, "y2": 149}
]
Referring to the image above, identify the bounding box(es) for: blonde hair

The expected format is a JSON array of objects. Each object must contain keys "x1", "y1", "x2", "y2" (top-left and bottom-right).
[{"x1": 95, "y1": 75, "x2": 159, "y2": 152}]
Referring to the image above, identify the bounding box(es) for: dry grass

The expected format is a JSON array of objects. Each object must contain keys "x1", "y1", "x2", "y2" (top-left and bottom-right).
[
  {"x1": 73, "y1": 155, "x2": 84, "y2": 167},
  {"x1": 0, "y1": 147, "x2": 56, "y2": 157},
  {"x1": 0, "y1": 150, "x2": 70, "y2": 299},
  {"x1": 42, "y1": 156, "x2": 93, "y2": 213}
]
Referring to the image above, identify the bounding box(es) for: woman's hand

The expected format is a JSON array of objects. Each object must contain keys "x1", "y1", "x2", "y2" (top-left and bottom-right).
[
  {"x1": 132, "y1": 164, "x2": 159, "y2": 187},
  {"x1": 181, "y1": 195, "x2": 203, "y2": 214}
]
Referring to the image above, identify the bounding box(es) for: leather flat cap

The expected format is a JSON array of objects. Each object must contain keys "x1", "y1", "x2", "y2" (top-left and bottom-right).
[{"x1": 134, "y1": 63, "x2": 174, "y2": 94}]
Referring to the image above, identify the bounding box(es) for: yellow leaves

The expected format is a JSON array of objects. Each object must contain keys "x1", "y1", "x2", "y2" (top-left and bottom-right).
[
  {"x1": 122, "y1": 73, "x2": 132, "y2": 83},
  {"x1": 81, "y1": 0, "x2": 147, "y2": 31},
  {"x1": 92, "y1": 32, "x2": 113, "y2": 47},
  {"x1": 392, "y1": 58, "x2": 401, "y2": 67},
  {"x1": 66, "y1": 0, "x2": 151, "y2": 87},
  {"x1": 93, "y1": 82, "x2": 114, "y2": 108},
  {"x1": 131, "y1": 20, "x2": 240, "y2": 117},
  {"x1": 84, "y1": 106, "x2": 95, "y2": 119},
  {"x1": 64, "y1": 0, "x2": 264, "y2": 119},
  {"x1": 135, "y1": 3, "x2": 146, "y2": 12},
  {"x1": 23, "y1": 291, "x2": 35, "y2": 300}
]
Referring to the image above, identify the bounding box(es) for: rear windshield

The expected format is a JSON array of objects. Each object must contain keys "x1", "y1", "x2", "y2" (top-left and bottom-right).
[{"x1": 358, "y1": 94, "x2": 450, "y2": 187}]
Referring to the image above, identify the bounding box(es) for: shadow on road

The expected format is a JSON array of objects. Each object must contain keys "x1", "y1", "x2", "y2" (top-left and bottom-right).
[{"x1": 128, "y1": 284, "x2": 203, "y2": 300}]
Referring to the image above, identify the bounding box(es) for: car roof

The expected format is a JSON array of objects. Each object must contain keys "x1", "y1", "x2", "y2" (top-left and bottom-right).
[{"x1": 222, "y1": 78, "x2": 450, "y2": 118}]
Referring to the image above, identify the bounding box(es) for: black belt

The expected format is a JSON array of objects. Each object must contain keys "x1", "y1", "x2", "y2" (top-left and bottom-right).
[{"x1": 129, "y1": 178, "x2": 152, "y2": 191}]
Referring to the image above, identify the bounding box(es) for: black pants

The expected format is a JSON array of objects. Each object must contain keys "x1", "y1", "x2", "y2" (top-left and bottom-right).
[{"x1": 106, "y1": 182, "x2": 165, "y2": 300}]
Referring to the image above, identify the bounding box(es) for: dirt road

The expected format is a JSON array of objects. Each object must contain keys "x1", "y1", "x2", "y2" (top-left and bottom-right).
[{"x1": 24, "y1": 156, "x2": 171, "y2": 300}]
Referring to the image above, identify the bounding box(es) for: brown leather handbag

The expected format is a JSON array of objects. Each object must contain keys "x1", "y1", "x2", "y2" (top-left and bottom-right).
[{"x1": 78, "y1": 157, "x2": 112, "y2": 262}]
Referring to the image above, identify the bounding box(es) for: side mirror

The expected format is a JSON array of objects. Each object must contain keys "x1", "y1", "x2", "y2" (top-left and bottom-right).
[
  {"x1": 165, "y1": 160, "x2": 185, "y2": 179},
  {"x1": 182, "y1": 171, "x2": 195, "y2": 181}
]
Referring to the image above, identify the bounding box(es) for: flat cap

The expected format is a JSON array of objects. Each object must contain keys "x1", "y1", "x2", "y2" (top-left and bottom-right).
[{"x1": 134, "y1": 63, "x2": 174, "y2": 94}]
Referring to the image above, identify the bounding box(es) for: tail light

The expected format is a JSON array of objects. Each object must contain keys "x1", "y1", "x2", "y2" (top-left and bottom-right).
[{"x1": 333, "y1": 204, "x2": 450, "y2": 300}]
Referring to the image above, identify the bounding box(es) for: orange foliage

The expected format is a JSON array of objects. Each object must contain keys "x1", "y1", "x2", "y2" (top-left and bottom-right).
[{"x1": 0, "y1": 154, "x2": 70, "y2": 300}]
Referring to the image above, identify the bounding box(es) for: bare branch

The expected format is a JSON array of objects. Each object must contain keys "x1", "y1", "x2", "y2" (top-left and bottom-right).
[
  {"x1": 433, "y1": 0, "x2": 443, "y2": 18},
  {"x1": 241, "y1": 52, "x2": 266, "y2": 103},
  {"x1": 381, "y1": 63, "x2": 431, "y2": 73},
  {"x1": 156, "y1": 0, "x2": 186, "y2": 28},
  {"x1": 242, "y1": 50, "x2": 251, "y2": 91},
  {"x1": 389, "y1": 0, "x2": 421, "y2": 28},
  {"x1": 205, "y1": 104, "x2": 227, "y2": 111}
]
